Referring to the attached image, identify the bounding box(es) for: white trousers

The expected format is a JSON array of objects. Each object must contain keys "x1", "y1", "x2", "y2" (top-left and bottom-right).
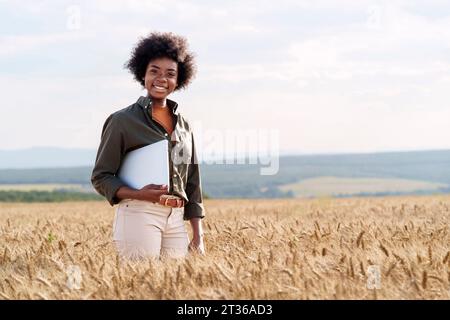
[{"x1": 112, "y1": 199, "x2": 189, "y2": 260}]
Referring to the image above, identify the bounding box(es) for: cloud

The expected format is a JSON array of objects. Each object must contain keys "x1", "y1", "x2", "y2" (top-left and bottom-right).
[
  {"x1": 0, "y1": 32, "x2": 92, "y2": 56},
  {"x1": 1, "y1": 0, "x2": 450, "y2": 153},
  {"x1": 0, "y1": 73, "x2": 144, "y2": 149}
]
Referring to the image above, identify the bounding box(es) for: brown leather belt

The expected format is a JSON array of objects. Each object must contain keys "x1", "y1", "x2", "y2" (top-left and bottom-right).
[{"x1": 159, "y1": 195, "x2": 185, "y2": 208}]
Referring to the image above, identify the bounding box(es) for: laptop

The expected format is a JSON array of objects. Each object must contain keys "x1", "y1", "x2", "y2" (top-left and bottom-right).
[{"x1": 117, "y1": 140, "x2": 170, "y2": 189}]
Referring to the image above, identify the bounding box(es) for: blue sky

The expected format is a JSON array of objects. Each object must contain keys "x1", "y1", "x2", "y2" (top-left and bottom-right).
[{"x1": 1, "y1": 0, "x2": 450, "y2": 154}]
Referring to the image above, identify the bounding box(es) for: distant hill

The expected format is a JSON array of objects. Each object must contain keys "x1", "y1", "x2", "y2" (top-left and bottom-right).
[
  {"x1": 201, "y1": 149, "x2": 450, "y2": 198},
  {"x1": 0, "y1": 147, "x2": 96, "y2": 169},
  {"x1": 0, "y1": 148, "x2": 450, "y2": 198},
  {"x1": 0, "y1": 148, "x2": 449, "y2": 198}
]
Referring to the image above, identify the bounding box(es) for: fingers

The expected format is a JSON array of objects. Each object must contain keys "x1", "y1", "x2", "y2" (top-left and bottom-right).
[
  {"x1": 138, "y1": 186, "x2": 168, "y2": 203},
  {"x1": 142, "y1": 184, "x2": 157, "y2": 189},
  {"x1": 142, "y1": 184, "x2": 168, "y2": 190},
  {"x1": 156, "y1": 190, "x2": 169, "y2": 197},
  {"x1": 188, "y1": 240, "x2": 205, "y2": 255},
  {"x1": 189, "y1": 246, "x2": 205, "y2": 255}
]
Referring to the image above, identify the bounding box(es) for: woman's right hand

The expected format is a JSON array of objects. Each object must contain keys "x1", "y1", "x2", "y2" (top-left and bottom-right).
[{"x1": 137, "y1": 184, "x2": 169, "y2": 203}]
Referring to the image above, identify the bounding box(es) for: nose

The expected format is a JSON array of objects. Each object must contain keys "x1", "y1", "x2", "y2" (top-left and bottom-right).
[{"x1": 155, "y1": 76, "x2": 167, "y2": 84}]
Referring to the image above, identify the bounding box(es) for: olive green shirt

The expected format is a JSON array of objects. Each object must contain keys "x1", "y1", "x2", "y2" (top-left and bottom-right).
[{"x1": 91, "y1": 96, "x2": 205, "y2": 220}]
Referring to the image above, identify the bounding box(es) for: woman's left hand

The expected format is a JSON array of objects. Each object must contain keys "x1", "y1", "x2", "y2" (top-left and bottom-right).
[{"x1": 188, "y1": 235, "x2": 205, "y2": 255}]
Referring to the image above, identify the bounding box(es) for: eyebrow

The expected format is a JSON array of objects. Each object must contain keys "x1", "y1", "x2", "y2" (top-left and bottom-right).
[{"x1": 149, "y1": 64, "x2": 177, "y2": 72}]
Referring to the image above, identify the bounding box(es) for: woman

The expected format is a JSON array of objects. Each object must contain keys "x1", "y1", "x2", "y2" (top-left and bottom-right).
[{"x1": 91, "y1": 32, "x2": 205, "y2": 260}]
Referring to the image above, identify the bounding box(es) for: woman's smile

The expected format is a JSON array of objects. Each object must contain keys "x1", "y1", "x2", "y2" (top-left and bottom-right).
[
  {"x1": 152, "y1": 84, "x2": 168, "y2": 92},
  {"x1": 143, "y1": 57, "x2": 178, "y2": 101}
]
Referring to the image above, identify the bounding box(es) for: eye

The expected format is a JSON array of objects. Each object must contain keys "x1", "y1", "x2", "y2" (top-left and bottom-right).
[{"x1": 167, "y1": 72, "x2": 177, "y2": 78}]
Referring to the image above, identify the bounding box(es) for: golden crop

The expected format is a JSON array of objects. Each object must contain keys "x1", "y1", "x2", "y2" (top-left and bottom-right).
[{"x1": 0, "y1": 196, "x2": 449, "y2": 299}]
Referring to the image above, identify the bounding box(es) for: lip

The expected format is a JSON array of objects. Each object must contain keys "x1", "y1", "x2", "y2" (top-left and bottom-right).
[{"x1": 152, "y1": 84, "x2": 168, "y2": 91}]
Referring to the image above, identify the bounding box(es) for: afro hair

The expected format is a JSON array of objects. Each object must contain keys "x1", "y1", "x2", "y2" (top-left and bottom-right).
[{"x1": 125, "y1": 32, "x2": 197, "y2": 90}]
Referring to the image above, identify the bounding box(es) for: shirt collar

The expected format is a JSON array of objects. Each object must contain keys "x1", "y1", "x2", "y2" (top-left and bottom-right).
[{"x1": 137, "y1": 95, "x2": 179, "y2": 115}]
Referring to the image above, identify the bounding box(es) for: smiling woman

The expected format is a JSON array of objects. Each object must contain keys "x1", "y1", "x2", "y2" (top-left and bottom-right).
[
  {"x1": 125, "y1": 32, "x2": 196, "y2": 91},
  {"x1": 91, "y1": 32, "x2": 205, "y2": 261}
]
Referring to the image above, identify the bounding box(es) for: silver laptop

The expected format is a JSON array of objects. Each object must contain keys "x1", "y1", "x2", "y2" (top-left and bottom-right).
[{"x1": 117, "y1": 140, "x2": 170, "y2": 189}]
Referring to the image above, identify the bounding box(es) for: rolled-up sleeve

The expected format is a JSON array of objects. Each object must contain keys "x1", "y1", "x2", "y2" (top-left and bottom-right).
[
  {"x1": 91, "y1": 114, "x2": 127, "y2": 206},
  {"x1": 183, "y1": 132, "x2": 205, "y2": 220}
]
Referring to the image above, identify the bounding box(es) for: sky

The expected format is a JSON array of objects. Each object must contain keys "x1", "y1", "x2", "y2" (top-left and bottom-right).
[{"x1": 1, "y1": 0, "x2": 450, "y2": 155}]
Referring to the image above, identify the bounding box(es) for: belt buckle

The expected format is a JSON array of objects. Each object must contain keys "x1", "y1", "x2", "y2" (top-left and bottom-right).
[{"x1": 160, "y1": 195, "x2": 183, "y2": 208}]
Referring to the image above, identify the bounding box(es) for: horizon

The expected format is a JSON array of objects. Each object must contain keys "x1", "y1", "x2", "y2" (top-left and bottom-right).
[
  {"x1": 2, "y1": 145, "x2": 450, "y2": 156},
  {"x1": 1, "y1": 145, "x2": 450, "y2": 155},
  {"x1": 0, "y1": 146, "x2": 449, "y2": 171}
]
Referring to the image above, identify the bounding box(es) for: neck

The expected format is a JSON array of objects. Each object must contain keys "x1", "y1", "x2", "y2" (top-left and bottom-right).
[{"x1": 149, "y1": 96, "x2": 167, "y2": 108}]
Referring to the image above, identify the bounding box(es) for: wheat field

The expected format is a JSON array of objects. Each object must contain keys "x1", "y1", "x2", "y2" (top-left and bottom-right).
[{"x1": 0, "y1": 196, "x2": 449, "y2": 300}]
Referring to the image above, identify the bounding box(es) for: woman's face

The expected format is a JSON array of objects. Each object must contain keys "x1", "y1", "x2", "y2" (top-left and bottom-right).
[{"x1": 144, "y1": 57, "x2": 178, "y2": 101}]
